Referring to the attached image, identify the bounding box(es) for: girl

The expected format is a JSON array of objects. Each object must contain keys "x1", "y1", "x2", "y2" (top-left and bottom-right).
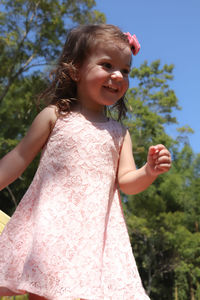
[{"x1": 0, "y1": 24, "x2": 171, "y2": 300}]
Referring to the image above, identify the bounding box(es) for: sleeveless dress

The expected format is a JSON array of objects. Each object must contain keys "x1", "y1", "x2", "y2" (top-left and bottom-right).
[{"x1": 0, "y1": 112, "x2": 150, "y2": 300}]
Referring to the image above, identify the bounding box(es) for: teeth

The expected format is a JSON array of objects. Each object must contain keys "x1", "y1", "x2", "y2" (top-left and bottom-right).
[{"x1": 105, "y1": 85, "x2": 117, "y2": 92}]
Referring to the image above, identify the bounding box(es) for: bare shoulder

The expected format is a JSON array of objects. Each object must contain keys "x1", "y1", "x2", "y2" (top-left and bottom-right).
[
  {"x1": 121, "y1": 123, "x2": 127, "y2": 138},
  {"x1": 37, "y1": 105, "x2": 58, "y2": 130},
  {"x1": 16, "y1": 105, "x2": 59, "y2": 159},
  {"x1": 0, "y1": 105, "x2": 60, "y2": 189}
]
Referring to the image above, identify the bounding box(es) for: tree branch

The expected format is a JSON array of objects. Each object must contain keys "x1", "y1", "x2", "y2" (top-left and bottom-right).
[
  {"x1": 0, "y1": 52, "x2": 38, "y2": 105},
  {"x1": 0, "y1": 2, "x2": 39, "y2": 105}
]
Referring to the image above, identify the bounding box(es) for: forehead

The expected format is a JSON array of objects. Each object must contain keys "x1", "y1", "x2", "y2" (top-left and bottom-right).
[{"x1": 88, "y1": 42, "x2": 132, "y2": 66}]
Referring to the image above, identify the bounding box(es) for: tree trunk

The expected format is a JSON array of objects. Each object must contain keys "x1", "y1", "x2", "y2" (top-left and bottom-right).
[
  {"x1": 190, "y1": 287, "x2": 195, "y2": 300},
  {"x1": 175, "y1": 285, "x2": 178, "y2": 300}
]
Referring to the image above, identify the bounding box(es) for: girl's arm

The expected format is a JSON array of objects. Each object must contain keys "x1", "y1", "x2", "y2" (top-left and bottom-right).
[
  {"x1": 118, "y1": 130, "x2": 171, "y2": 195},
  {"x1": 0, "y1": 106, "x2": 58, "y2": 191}
]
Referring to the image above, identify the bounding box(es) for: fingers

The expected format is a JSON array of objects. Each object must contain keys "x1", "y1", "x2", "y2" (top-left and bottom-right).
[
  {"x1": 148, "y1": 144, "x2": 172, "y2": 175},
  {"x1": 149, "y1": 144, "x2": 169, "y2": 154},
  {"x1": 149, "y1": 146, "x2": 160, "y2": 156}
]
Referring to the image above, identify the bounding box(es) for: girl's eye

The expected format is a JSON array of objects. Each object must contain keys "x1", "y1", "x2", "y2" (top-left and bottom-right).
[
  {"x1": 122, "y1": 69, "x2": 130, "y2": 75},
  {"x1": 102, "y1": 62, "x2": 112, "y2": 69}
]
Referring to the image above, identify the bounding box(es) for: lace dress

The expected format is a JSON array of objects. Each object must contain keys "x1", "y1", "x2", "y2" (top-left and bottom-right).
[{"x1": 0, "y1": 112, "x2": 150, "y2": 300}]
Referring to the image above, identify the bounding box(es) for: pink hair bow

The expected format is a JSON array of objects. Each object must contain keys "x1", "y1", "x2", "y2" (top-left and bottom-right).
[{"x1": 124, "y1": 32, "x2": 141, "y2": 55}]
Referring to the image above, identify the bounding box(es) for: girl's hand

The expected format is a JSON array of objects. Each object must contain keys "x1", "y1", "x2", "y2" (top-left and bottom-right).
[{"x1": 146, "y1": 144, "x2": 172, "y2": 177}]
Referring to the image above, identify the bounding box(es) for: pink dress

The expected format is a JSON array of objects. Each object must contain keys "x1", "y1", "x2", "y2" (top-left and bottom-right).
[{"x1": 0, "y1": 112, "x2": 150, "y2": 300}]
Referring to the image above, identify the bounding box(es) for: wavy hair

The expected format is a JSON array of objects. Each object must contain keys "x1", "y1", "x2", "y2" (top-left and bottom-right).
[{"x1": 38, "y1": 24, "x2": 130, "y2": 120}]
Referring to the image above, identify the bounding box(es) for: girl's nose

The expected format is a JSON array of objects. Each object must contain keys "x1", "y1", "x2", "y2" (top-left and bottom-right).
[{"x1": 111, "y1": 70, "x2": 123, "y2": 81}]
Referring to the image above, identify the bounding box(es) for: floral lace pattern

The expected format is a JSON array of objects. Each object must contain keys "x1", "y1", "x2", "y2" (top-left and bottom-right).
[{"x1": 0, "y1": 113, "x2": 150, "y2": 300}]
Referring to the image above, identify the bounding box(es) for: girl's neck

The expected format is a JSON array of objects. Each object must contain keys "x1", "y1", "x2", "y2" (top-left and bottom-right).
[{"x1": 73, "y1": 104, "x2": 108, "y2": 123}]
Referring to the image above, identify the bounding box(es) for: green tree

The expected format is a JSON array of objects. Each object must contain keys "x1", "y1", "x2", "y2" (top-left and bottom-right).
[
  {"x1": 0, "y1": 0, "x2": 105, "y2": 214},
  {"x1": 1, "y1": 4, "x2": 200, "y2": 297},
  {"x1": 123, "y1": 60, "x2": 200, "y2": 299},
  {"x1": 0, "y1": 0, "x2": 105, "y2": 104}
]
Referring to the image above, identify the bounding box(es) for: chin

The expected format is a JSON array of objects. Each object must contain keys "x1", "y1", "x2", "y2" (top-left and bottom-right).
[{"x1": 101, "y1": 98, "x2": 120, "y2": 106}]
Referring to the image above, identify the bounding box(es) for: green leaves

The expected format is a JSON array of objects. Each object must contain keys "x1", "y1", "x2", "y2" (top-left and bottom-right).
[
  {"x1": 0, "y1": 0, "x2": 105, "y2": 215},
  {"x1": 123, "y1": 60, "x2": 200, "y2": 299},
  {"x1": 0, "y1": 0, "x2": 106, "y2": 104},
  {"x1": 125, "y1": 61, "x2": 180, "y2": 167},
  {"x1": 0, "y1": 2, "x2": 199, "y2": 298}
]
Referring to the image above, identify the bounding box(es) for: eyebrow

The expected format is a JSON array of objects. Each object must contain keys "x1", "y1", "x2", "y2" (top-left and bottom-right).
[{"x1": 100, "y1": 57, "x2": 131, "y2": 67}]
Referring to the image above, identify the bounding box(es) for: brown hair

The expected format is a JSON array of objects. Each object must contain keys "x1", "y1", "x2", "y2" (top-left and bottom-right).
[{"x1": 38, "y1": 24, "x2": 131, "y2": 120}]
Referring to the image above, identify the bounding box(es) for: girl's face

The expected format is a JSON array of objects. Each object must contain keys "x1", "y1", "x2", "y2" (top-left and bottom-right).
[{"x1": 76, "y1": 42, "x2": 132, "y2": 113}]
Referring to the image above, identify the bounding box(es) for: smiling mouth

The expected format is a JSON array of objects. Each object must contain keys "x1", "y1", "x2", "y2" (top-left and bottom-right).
[{"x1": 103, "y1": 85, "x2": 118, "y2": 93}]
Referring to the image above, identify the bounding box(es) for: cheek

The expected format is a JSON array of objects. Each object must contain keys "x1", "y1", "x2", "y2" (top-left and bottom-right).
[
  {"x1": 124, "y1": 78, "x2": 129, "y2": 92},
  {"x1": 86, "y1": 69, "x2": 104, "y2": 84}
]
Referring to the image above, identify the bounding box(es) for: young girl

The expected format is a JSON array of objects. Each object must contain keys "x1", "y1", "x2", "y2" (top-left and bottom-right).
[{"x1": 0, "y1": 24, "x2": 171, "y2": 300}]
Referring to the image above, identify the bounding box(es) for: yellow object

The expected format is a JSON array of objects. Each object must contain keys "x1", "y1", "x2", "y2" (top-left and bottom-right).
[{"x1": 0, "y1": 210, "x2": 10, "y2": 234}]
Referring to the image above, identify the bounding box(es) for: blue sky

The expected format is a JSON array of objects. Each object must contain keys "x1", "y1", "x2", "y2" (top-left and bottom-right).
[{"x1": 96, "y1": 0, "x2": 200, "y2": 153}]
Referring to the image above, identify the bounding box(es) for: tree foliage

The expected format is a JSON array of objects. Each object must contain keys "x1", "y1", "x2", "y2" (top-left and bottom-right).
[
  {"x1": 0, "y1": 0, "x2": 105, "y2": 104},
  {"x1": 123, "y1": 60, "x2": 200, "y2": 299},
  {"x1": 0, "y1": 2, "x2": 200, "y2": 299},
  {"x1": 0, "y1": 0, "x2": 105, "y2": 214}
]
